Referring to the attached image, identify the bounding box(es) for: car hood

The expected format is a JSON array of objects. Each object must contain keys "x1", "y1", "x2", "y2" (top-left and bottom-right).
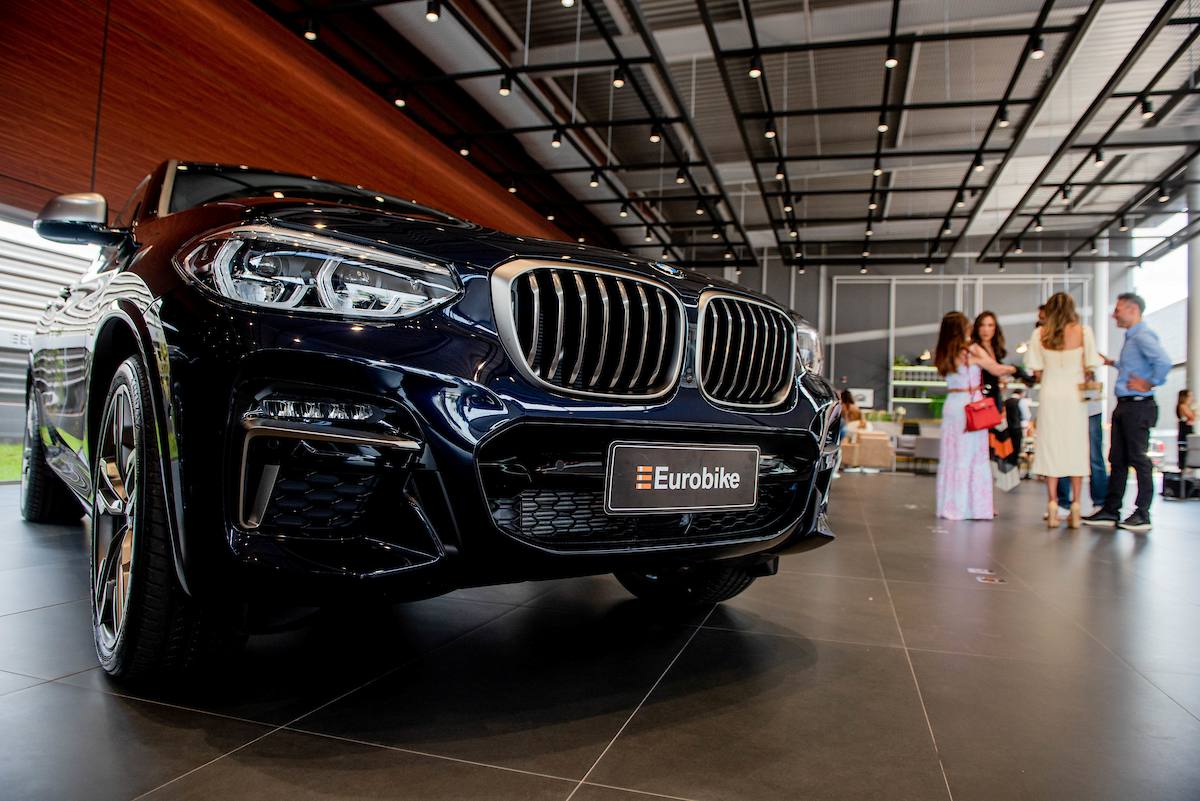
[{"x1": 254, "y1": 203, "x2": 750, "y2": 299}]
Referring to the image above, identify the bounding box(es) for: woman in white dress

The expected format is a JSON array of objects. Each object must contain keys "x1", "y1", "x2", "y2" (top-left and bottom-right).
[{"x1": 1025, "y1": 292, "x2": 1102, "y2": 528}]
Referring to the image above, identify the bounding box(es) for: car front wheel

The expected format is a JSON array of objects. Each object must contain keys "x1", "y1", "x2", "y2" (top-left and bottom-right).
[
  {"x1": 91, "y1": 356, "x2": 234, "y2": 680},
  {"x1": 615, "y1": 565, "x2": 756, "y2": 608}
]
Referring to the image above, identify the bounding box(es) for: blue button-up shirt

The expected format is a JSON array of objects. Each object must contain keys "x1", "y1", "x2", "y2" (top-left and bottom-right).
[{"x1": 1114, "y1": 321, "x2": 1172, "y2": 397}]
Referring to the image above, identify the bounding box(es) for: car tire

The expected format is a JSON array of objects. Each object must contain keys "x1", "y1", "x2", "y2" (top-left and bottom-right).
[
  {"x1": 615, "y1": 565, "x2": 756, "y2": 608},
  {"x1": 20, "y1": 386, "x2": 82, "y2": 524},
  {"x1": 91, "y1": 356, "x2": 236, "y2": 681}
]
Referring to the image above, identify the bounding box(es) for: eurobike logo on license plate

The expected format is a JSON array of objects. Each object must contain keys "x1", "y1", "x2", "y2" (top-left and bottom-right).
[{"x1": 606, "y1": 442, "x2": 759, "y2": 515}]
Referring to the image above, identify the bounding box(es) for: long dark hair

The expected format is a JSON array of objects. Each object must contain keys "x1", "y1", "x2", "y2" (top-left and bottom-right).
[
  {"x1": 972, "y1": 310, "x2": 1007, "y2": 360},
  {"x1": 935, "y1": 311, "x2": 971, "y2": 376}
]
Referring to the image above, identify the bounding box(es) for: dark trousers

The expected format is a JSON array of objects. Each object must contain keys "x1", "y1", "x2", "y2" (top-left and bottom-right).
[
  {"x1": 1102, "y1": 398, "x2": 1158, "y2": 515},
  {"x1": 1057, "y1": 413, "x2": 1108, "y2": 507}
]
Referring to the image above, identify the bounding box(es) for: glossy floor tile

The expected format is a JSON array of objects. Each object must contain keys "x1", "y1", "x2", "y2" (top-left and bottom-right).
[{"x1": 0, "y1": 476, "x2": 1197, "y2": 800}]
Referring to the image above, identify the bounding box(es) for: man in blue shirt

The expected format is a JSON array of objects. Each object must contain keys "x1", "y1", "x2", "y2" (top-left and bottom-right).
[{"x1": 1083, "y1": 293, "x2": 1173, "y2": 533}]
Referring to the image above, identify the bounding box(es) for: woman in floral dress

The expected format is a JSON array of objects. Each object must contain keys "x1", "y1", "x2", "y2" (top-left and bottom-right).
[{"x1": 934, "y1": 312, "x2": 1015, "y2": 519}]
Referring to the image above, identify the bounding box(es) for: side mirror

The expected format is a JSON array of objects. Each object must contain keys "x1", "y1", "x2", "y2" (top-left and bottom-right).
[{"x1": 34, "y1": 193, "x2": 130, "y2": 246}]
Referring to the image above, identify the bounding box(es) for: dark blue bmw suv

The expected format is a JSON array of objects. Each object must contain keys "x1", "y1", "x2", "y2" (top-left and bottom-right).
[{"x1": 24, "y1": 161, "x2": 840, "y2": 680}]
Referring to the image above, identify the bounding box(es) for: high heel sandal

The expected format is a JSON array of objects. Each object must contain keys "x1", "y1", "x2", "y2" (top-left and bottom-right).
[
  {"x1": 1046, "y1": 501, "x2": 1060, "y2": 528},
  {"x1": 1068, "y1": 502, "x2": 1081, "y2": 529}
]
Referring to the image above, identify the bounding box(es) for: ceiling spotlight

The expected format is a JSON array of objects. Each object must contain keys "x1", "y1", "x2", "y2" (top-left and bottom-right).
[
  {"x1": 458, "y1": 145, "x2": 470, "y2": 157},
  {"x1": 783, "y1": 195, "x2": 794, "y2": 213},
  {"x1": 873, "y1": 160, "x2": 884, "y2": 177},
  {"x1": 859, "y1": 265, "x2": 869, "y2": 274},
  {"x1": 1034, "y1": 215, "x2": 1044, "y2": 232},
  {"x1": 546, "y1": 212, "x2": 556, "y2": 221},
  {"x1": 1061, "y1": 184, "x2": 1072, "y2": 204},
  {"x1": 588, "y1": 171, "x2": 600, "y2": 188},
  {"x1": 972, "y1": 154, "x2": 985, "y2": 173},
  {"x1": 865, "y1": 227, "x2": 873, "y2": 237},
  {"x1": 507, "y1": 180, "x2": 517, "y2": 194},
  {"x1": 955, "y1": 191, "x2": 965, "y2": 208},
  {"x1": 303, "y1": 18, "x2": 318, "y2": 41},
  {"x1": 393, "y1": 92, "x2": 407, "y2": 108},
  {"x1": 1066, "y1": 258, "x2": 1073, "y2": 272},
  {"x1": 561, "y1": 0, "x2": 575, "y2": 7},
  {"x1": 884, "y1": 44, "x2": 899, "y2": 70},
  {"x1": 998, "y1": 106, "x2": 1010, "y2": 128},
  {"x1": 877, "y1": 114, "x2": 890, "y2": 133},
  {"x1": 578, "y1": 236, "x2": 586, "y2": 243},
  {"x1": 764, "y1": 118, "x2": 777, "y2": 139},
  {"x1": 998, "y1": 261, "x2": 1006, "y2": 273},
  {"x1": 612, "y1": 68, "x2": 625, "y2": 89},
  {"x1": 861, "y1": 249, "x2": 871, "y2": 257},
  {"x1": 675, "y1": 167, "x2": 687, "y2": 185},
  {"x1": 748, "y1": 56, "x2": 763, "y2": 80},
  {"x1": 695, "y1": 201, "x2": 706, "y2": 216},
  {"x1": 775, "y1": 162, "x2": 786, "y2": 181},
  {"x1": 425, "y1": 0, "x2": 441, "y2": 22},
  {"x1": 1030, "y1": 34, "x2": 1045, "y2": 60},
  {"x1": 644, "y1": 227, "x2": 653, "y2": 242},
  {"x1": 1157, "y1": 182, "x2": 1170, "y2": 203},
  {"x1": 649, "y1": 124, "x2": 663, "y2": 144},
  {"x1": 868, "y1": 198, "x2": 878, "y2": 211},
  {"x1": 923, "y1": 264, "x2": 934, "y2": 274},
  {"x1": 661, "y1": 248, "x2": 670, "y2": 260},
  {"x1": 1014, "y1": 239, "x2": 1024, "y2": 255},
  {"x1": 551, "y1": 129, "x2": 563, "y2": 148},
  {"x1": 1093, "y1": 148, "x2": 1105, "y2": 166},
  {"x1": 498, "y1": 75, "x2": 512, "y2": 96},
  {"x1": 1118, "y1": 215, "x2": 1129, "y2": 232},
  {"x1": 798, "y1": 265, "x2": 806, "y2": 275},
  {"x1": 1141, "y1": 98, "x2": 1155, "y2": 119},
  {"x1": 618, "y1": 203, "x2": 629, "y2": 218},
  {"x1": 724, "y1": 249, "x2": 735, "y2": 260},
  {"x1": 1089, "y1": 238, "x2": 1098, "y2": 254},
  {"x1": 942, "y1": 219, "x2": 953, "y2": 235},
  {"x1": 711, "y1": 228, "x2": 721, "y2": 240}
]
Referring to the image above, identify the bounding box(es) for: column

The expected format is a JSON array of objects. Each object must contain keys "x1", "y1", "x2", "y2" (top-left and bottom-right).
[
  {"x1": 1189, "y1": 159, "x2": 1200, "y2": 403},
  {"x1": 1093, "y1": 233, "x2": 1111, "y2": 419}
]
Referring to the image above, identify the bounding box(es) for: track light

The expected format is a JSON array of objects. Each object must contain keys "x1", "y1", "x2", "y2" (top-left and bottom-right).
[
  {"x1": 748, "y1": 56, "x2": 763, "y2": 79},
  {"x1": 303, "y1": 18, "x2": 318, "y2": 41},
  {"x1": 797, "y1": 265, "x2": 806, "y2": 275},
  {"x1": 775, "y1": 162, "x2": 785, "y2": 181},
  {"x1": 1089, "y1": 238, "x2": 1098, "y2": 254},
  {"x1": 578, "y1": 236, "x2": 586, "y2": 243},
  {"x1": 612, "y1": 68, "x2": 625, "y2": 89},
  {"x1": 789, "y1": 227, "x2": 798, "y2": 238},
  {"x1": 1094, "y1": 149, "x2": 1105, "y2": 166},
  {"x1": 546, "y1": 212, "x2": 555, "y2": 221},
  {"x1": 551, "y1": 129, "x2": 563, "y2": 148},
  {"x1": 588, "y1": 171, "x2": 600, "y2": 188},
  {"x1": 923, "y1": 264, "x2": 934, "y2": 274},
  {"x1": 1066, "y1": 258, "x2": 1073, "y2": 272},
  {"x1": 649, "y1": 124, "x2": 663, "y2": 144},
  {"x1": 1141, "y1": 98, "x2": 1155, "y2": 119},
  {"x1": 724, "y1": 249, "x2": 735, "y2": 260},
  {"x1": 393, "y1": 92, "x2": 407, "y2": 108},
  {"x1": 561, "y1": 0, "x2": 575, "y2": 6},
  {"x1": 955, "y1": 191, "x2": 965, "y2": 208},
  {"x1": 942, "y1": 219, "x2": 953, "y2": 235},
  {"x1": 458, "y1": 145, "x2": 470, "y2": 157},
  {"x1": 695, "y1": 201, "x2": 706, "y2": 216},
  {"x1": 998, "y1": 260, "x2": 1006, "y2": 273},
  {"x1": 783, "y1": 195, "x2": 794, "y2": 213},
  {"x1": 425, "y1": 0, "x2": 440, "y2": 22},
  {"x1": 861, "y1": 249, "x2": 871, "y2": 257},
  {"x1": 1034, "y1": 215, "x2": 1044, "y2": 233},
  {"x1": 865, "y1": 226, "x2": 873, "y2": 237},
  {"x1": 764, "y1": 118, "x2": 777, "y2": 139},
  {"x1": 1030, "y1": 34, "x2": 1045, "y2": 60},
  {"x1": 998, "y1": 106, "x2": 1010, "y2": 128},
  {"x1": 868, "y1": 197, "x2": 878, "y2": 211},
  {"x1": 644, "y1": 227, "x2": 653, "y2": 242},
  {"x1": 873, "y1": 160, "x2": 883, "y2": 177},
  {"x1": 711, "y1": 228, "x2": 721, "y2": 240},
  {"x1": 1118, "y1": 215, "x2": 1129, "y2": 232},
  {"x1": 498, "y1": 75, "x2": 512, "y2": 96},
  {"x1": 884, "y1": 43, "x2": 899, "y2": 70},
  {"x1": 661, "y1": 248, "x2": 670, "y2": 260},
  {"x1": 618, "y1": 203, "x2": 629, "y2": 218},
  {"x1": 973, "y1": 154, "x2": 985, "y2": 173},
  {"x1": 675, "y1": 167, "x2": 687, "y2": 185},
  {"x1": 877, "y1": 114, "x2": 889, "y2": 134},
  {"x1": 1158, "y1": 182, "x2": 1170, "y2": 203},
  {"x1": 1062, "y1": 184, "x2": 1072, "y2": 204},
  {"x1": 1014, "y1": 239, "x2": 1024, "y2": 255},
  {"x1": 507, "y1": 179, "x2": 517, "y2": 194},
  {"x1": 859, "y1": 265, "x2": 869, "y2": 274}
]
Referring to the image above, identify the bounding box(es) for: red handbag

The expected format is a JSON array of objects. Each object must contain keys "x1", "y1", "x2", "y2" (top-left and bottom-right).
[{"x1": 965, "y1": 387, "x2": 1002, "y2": 432}]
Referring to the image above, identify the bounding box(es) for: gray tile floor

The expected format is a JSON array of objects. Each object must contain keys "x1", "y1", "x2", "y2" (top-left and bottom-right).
[{"x1": 0, "y1": 476, "x2": 1198, "y2": 800}]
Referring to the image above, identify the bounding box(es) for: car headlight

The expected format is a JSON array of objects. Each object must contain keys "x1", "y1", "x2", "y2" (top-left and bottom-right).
[
  {"x1": 179, "y1": 224, "x2": 460, "y2": 318},
  {"x1": 795, "y1": 319, "x2": 824, "y2": 376}
]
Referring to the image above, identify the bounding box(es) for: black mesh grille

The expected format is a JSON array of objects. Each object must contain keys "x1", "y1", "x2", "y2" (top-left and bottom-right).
[
  {"x1": 491, "y1": 482, "x2": 800, "y2": 550},
  {"x1": 698, "y1": 294, "x2": 795, "y2": 407},
  {"x1": 264, "y1": 468, "x2": 378, "y2": 531},
  {"x1": 508, "y1": 268, "x2": 683, "y2": 396}
]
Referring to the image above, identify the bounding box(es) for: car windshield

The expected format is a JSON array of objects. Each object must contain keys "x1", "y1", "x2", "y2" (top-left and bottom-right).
[{"x1": 167, "y1": 163, "x2": 463, "y2": 225}]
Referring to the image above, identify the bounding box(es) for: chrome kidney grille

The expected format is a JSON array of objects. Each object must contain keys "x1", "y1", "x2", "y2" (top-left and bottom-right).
[
  {"x1": 697, "y1": 293, "x2": 796, "y2": 408},
  {"x1": 492, "y1": 262, "x2": 686, "y2": 399}
]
